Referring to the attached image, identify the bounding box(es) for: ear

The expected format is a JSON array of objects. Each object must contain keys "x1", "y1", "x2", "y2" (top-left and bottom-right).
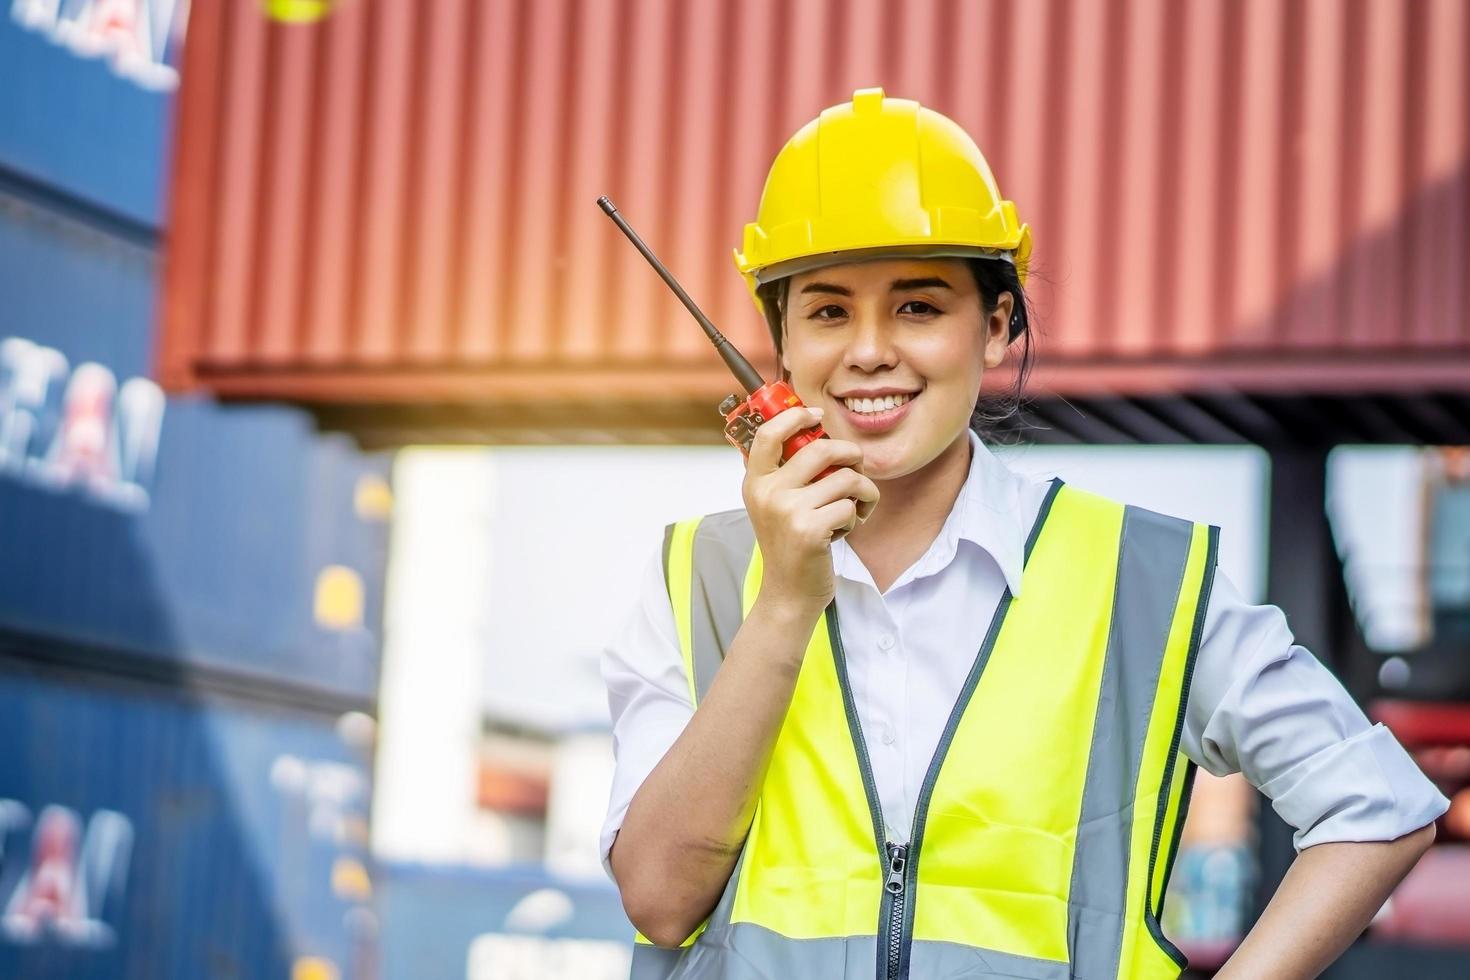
[{"x1": 983, "y1": 292, "x2": 1015, "y2": 369}]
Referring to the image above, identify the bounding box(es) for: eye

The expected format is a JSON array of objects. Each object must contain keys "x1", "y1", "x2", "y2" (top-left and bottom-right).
[
  {"x1": 898, "y1": 300, "x2": 941, "y2": 316},
  {"x1": 809, "y1": 304, "x2": 848, "y2": 321}
]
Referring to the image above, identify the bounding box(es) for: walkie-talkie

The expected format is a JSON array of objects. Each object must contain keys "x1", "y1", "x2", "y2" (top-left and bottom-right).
[{"x1": 597, "y1": 196, "x2": 834, "y2": 476}]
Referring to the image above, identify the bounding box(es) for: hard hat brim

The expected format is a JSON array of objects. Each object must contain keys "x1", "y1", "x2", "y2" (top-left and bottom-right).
[{"x1": 750, "y1": 244, "x2": 1019, "y2": 287}]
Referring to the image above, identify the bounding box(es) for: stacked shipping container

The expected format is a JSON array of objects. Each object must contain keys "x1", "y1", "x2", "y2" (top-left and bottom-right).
[
  {"x1": 157, "y1": 0, "x2": 1470, "y2": 436},
  {"x1": 0, "y1": 7, "x2": 390, "y2": 977}
]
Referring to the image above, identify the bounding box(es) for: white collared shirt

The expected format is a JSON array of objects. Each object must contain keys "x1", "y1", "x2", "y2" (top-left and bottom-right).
[{"x1": 600, "y1": 431, "x2": 1447, "y2": 873}]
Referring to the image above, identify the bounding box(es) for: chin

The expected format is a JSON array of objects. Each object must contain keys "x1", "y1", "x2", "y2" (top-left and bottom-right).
[
  {"x1": 859, "y1": 430, "x2": 969, "y2": 484},
  {"x1": 857, "y1": 445, "x2": 927, "y2": 482}
]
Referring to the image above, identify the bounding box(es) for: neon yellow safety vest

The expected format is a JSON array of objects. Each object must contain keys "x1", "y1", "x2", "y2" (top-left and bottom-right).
[{"x1": 630, "y1": 481, "x2": 1218, "y2": 980}]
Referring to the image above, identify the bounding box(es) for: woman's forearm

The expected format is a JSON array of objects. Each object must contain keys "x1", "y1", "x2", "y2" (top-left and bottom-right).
[
  {"x1": 1216, "y1": 822, "x2": 1437, "y2": 979},
  {"x1": 609, "y1": 594, "x2": 824, "y2": 947}
]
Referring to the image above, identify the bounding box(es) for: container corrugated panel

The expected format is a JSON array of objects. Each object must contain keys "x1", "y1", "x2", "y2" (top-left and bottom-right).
[
  {"x1": 0, "y1": 181, "x2": 390, "y2": 703},
  {"x1": 377, "y1": 862, "x2": 631, "y2": 980},
  {"x1": 0, "y1": 666, "x2": 376, "y2": 980},
  {"x1": 159, "y1": 0, "x2": 1470, "y2": 411}
]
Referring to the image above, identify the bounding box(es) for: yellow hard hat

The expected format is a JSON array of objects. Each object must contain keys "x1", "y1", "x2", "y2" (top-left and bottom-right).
[{"x1": 734, "y1": 88, "x2": 1032, "y2": 300}]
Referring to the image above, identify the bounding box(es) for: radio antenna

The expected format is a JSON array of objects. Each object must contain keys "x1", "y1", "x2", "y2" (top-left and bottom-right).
[{"x1": 597, "y1": 196, "x2": 765, "y2": 395}]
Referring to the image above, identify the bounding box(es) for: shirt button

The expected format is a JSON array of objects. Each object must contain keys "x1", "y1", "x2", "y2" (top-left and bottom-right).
[
  {"x1": 878, "y1": 633, "x2": 895, "y2": 652},
  {"x1": 881, "y1": 727, "x2": 896, "y2": 746}
]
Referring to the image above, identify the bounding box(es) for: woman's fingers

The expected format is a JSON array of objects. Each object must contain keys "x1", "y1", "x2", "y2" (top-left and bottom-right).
[
  {"x1": 740, "y1": 406, "x2": 880, "y2": 608},
  {"x1": 772, "y1": 434, "x2": 864, "y2": 489},
  {"x1": 811, "y1": 497, "x2": 860, "y2": 539},
  {"x1": 797, "y1": 466, "x2": 881, "y2": 516},
  {"x1": 746, "y1": 406, "x2": 825, "y2": 476}
]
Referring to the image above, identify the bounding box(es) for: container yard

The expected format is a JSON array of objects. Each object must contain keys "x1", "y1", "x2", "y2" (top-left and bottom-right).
[{"x1": 4, "y1": 2, "x2": 1468, "y2": 978}]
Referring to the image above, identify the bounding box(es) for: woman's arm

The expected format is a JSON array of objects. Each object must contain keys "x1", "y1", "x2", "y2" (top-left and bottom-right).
[
  {"x1": 1216, "y1": 822, "x2": 1436, "y2": 979},
  {"x1": 610, "y1": 592, "x2": 822, "y2": 946},
  {"x1": 609, "y1": 407, "x2": 879, "y2": 946}
]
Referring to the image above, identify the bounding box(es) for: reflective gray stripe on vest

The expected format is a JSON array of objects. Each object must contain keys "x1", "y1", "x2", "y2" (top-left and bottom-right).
[
  {"x1": 630, "y1": 944, "x2": 686, "y2": 980},
  {"x1": 685, "y1": 510, "x2": 755, "y2": 703},
  {"x1": 636, "y1": 929, "x2": 1071, "y2": 979},
  {"x1": 908, "y1": 940, "x2": 1073, "y2": 979},
  {"x1": 634, "y1": 931, "x2": 879, "y2": 979},
  {"x1": 1065, "y1": 506, "x2": 1195, "y2": 978},
  {"x1": 633, "y1": 846, "x2": 1065, "y2": 980}
]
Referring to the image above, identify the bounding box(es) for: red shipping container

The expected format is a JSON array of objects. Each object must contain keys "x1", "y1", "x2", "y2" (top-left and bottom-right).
[{"x1": 158, "y1": 0, "x2": 1470, "y2": 437}]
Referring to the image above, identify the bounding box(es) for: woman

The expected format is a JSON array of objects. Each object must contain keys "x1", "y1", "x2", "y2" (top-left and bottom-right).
[{"x1": 601, "y1": 89, "x2": 1446, "y2": 980}]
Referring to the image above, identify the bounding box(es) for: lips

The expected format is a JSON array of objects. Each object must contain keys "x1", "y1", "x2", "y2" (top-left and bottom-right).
[
  {"x1": 836, "y1": 389, "x2": 919, "y2": 434},
  {"x1": 842, "y1": 392, "x2": 913, "y2": 415}
]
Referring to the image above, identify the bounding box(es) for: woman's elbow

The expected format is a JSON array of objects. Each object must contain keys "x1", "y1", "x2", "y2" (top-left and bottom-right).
[
  {"x1": 1405, "y1": 820, "x2": 1437, "y2": 854},
  {"x1": 635, "y1": 915, "x2": 701, "y2": 950},
  {"x1": 611, "y1": 847, "x2": 704, "y2": 947},
  {"x1": 621, "y1": 887, "x2": 702, "y2": 948}
]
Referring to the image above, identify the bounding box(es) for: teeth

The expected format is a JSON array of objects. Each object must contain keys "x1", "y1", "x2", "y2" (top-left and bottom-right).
[{"x1": 843, "y1": 393, "x2": 912, "y2": 414}]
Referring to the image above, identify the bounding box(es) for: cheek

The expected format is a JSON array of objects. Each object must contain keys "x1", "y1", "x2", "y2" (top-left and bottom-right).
[
  {"x1": 907, "y1": 331, "x2": 986, "y2": 390},
  {"x1": 782, "y1": 338, "x2": 842, "y2": 385}
]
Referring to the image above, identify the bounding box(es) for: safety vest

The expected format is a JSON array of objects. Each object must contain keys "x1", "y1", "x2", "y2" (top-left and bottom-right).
[{"x1": 630, "y1": 481, "x2": 1218, "y2": 980}]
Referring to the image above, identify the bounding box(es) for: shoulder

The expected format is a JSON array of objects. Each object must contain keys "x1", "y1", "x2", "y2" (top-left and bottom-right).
[
  {"x1": 662, "y1": 507, "x2": 752, "y2": 547},
  {"x1": 668, "y1": 507, "x2": 750, "y2": 532},
  {"x1": 985, "y1": 441, "x2": 1213, "y2": 536},
  {"x1": 661, "y1": 508, "x2": 756, "y2": 580},
  {"x1": 1035, "y1": 483, "x2": 1221, "y2": 590},
  {"x1": 1052, "y1": 481, "x2": 1218, "y2": 536}
]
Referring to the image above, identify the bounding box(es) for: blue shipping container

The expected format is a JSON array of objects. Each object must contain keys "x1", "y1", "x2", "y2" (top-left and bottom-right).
[
  {"x1": 378, "y1": 863, "x2": 633, "y2": 980},
  {"x1": 0, "y1": 187, "x2": 392, "y2": 704},
  {"x1": 0, "y1": 663, "x2": 378, "y2": 980},
  {"x1": 0, "y1": 3, "x2": 181, "y2": 229},
  {"x1": 1, "y1": 0, "x2": 392, "y2": 704},
  {"x1": 2, "y1": 11, "x2": 394, "y2": 977}
]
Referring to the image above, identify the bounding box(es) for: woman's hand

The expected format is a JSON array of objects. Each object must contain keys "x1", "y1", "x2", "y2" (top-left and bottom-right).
[{"x1": 742, "y1": 406, "x2": 880, "y2": 614}]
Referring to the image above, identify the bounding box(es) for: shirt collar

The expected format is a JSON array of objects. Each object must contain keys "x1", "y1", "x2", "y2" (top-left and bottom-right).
[
  {"x1": 951, "y1": 429, "x2": 1029, "y2": 597},
  {"x1": 832, "y1": 429, "x2": 1031, "y2": 597}
]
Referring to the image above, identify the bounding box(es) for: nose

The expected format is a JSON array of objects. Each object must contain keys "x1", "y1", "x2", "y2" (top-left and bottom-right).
[{"x1": 841, "y1": 311, "x2": 899, "y2": 373}]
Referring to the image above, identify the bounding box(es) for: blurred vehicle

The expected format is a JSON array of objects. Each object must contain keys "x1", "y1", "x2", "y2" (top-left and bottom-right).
[{"x1": 379, "y1": 863, "x2": 630, "y2": 980}]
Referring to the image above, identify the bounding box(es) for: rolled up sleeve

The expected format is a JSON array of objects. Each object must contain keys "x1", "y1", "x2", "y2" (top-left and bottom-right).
[
  {"x1": 1184, "y1": 573, "x2": 1449, "y2": 851},
  {"x1": 1260, "y1": 722, "x2": 1449, "y2": 850},
  {"x1": 598, "y1": 547, "x2": 695, "y2": 880}
]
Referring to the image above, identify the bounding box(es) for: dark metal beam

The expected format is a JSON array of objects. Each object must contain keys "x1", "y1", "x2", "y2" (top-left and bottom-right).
[
  {"x1": 1141, "y1": 396, "x2": 1251, "y2": 444},
  {"x1": 1267, "y1": 396, "x2": 1352, "y2": 445},
  {"x1": 1371, "y1": 395, "x2": 1451, "y2": 445},
  {"x1": 1330, "y1": 397, "x2": 1417, "y2": 444},
  {"x1": 999, "y1": 404, "x2": 1084, "y2": 444},
  {"x1": 1188, "y1": 394, "x2": 1296, "y2": 446},
  {"x1": 304, "y1": 392, "x2": 1470, "y2": 449},
  {"x1": 1023, "y1": 396, "x2": 1136, "y2": 443},
  {"x1": 1074, "y1": 397, "x2": 1196, "y2": 444}
]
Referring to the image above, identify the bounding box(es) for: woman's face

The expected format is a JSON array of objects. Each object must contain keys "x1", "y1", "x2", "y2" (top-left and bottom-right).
[{"x1": 780, "y1": 257, "x2": 1013, "y2": 481}]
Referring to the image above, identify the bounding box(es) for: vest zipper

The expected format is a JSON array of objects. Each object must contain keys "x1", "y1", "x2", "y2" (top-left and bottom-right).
[
  {"x1": 884, "y1": 842, "x2": 908, "y2": 979},
  {"x1": 828, "y1": 591, "x2": 1016, "y2": 980},
  {"x1": 825, "y1": 605, "x2": 904, "y2": 980},
  {"x1": 823, "y1": 483, "x2": 1057, "y2": 980}
]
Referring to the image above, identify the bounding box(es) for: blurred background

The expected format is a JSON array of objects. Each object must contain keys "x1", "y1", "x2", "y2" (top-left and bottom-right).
[{"x1": 1, "y1": 0, "x2": 1468, "y2": 978}]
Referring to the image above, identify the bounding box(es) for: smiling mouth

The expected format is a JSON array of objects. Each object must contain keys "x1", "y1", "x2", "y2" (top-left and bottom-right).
[{"x1": 841, "y1": 392, "x2": 918, "y2": 415}]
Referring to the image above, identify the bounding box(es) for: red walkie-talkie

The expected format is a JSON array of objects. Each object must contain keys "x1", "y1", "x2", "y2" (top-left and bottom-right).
[{"x1": 597, "y1": 196, "x2": 836, "y2": 477}]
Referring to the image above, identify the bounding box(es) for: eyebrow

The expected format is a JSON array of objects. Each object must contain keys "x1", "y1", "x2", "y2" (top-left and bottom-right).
[
  {"x1": 797, "y1": 276, "x2": 954, "y2": 297},
  {"x1": 889, "y1": 277, "x2": 954, "y2": 292}
]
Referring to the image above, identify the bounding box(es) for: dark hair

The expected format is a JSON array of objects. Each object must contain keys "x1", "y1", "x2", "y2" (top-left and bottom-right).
[{"x1": 754, "y1": 257, "x2": 1036, "y2": 438}]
